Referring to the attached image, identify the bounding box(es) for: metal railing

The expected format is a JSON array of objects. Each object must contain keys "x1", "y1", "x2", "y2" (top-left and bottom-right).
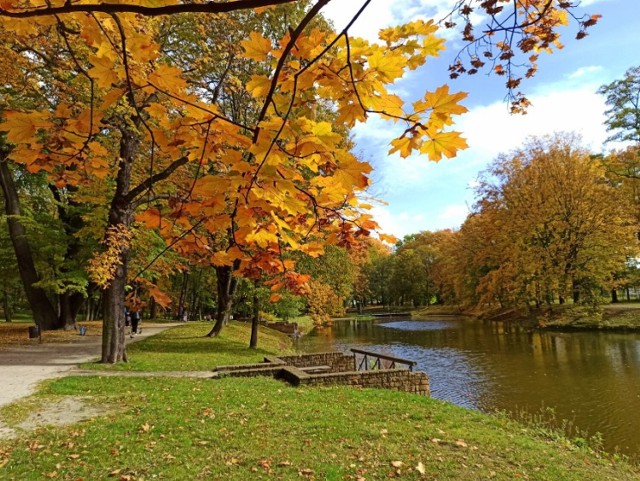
[{"x1": 351, "y1": 348, "x2": 417, "y2": 372}]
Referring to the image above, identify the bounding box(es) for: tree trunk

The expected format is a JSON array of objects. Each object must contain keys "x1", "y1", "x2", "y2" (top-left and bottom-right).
[
  {"x1": 0, "y1": 159, "x2": 59, "y2": 330},
  {"x1": 207, "y1": 263, "x2": 239, "y2": 337},
  {"x1": 611, "y1": 288, "x2": 619, "y2": 303},
  {"x1": 102, "y1": 267, "x2": 128, "y2": 363},
  {"x1": 2, "y1": 287, "x2": 11, "y2": 322},
  {"x1": 101, "y1": 129, "x2": 137, "y2": 363},
  {"x1": 178, "y1": 271, "x2": 189, "y2": 320},
  {"x1": 149, "y1": 297, "x2": 157, "y2": 320},
  {"x1": 59, "y1": 291, "x2": 84, "y2": 330},
  {"x1": 250, "y1": 290, "x2": 259, "y2": 349}
]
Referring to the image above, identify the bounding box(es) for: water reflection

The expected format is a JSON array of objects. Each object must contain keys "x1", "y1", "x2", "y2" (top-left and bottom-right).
[{"x1": 299, "y1": 317, "x2": 640, "y2": 458}]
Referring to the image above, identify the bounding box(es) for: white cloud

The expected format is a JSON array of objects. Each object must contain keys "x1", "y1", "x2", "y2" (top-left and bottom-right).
[
  {"x1": 438, "y1": 204, "x2": 468, "y2": 225},
  {"x1": 321, "y1": 0, "x2": 465, "y2": 42},
  {"x1": 567, "y1": 65, "x2": 603, "y2": 80}
]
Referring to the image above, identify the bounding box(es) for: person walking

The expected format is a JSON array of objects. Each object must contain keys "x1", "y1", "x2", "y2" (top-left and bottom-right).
[{"x1": 130, "y1": 310, "x2": 141, "y2": 338}]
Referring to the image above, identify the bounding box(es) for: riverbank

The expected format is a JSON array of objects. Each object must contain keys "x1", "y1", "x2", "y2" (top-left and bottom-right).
[
  {"x1": 411, "y1": 303, "x2": 640, "y2": 331},
  {"x1": 0, "y1": 322, "x2": 637, "y2": 480}
]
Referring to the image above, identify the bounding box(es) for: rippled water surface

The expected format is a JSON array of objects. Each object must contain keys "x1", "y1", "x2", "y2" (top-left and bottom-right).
[{"x1": 298, "y1": 317, "x2": 640, "y2": 458}]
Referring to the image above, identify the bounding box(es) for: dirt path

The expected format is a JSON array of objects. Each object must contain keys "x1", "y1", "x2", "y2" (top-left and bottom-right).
[{"x1": 0, "y1": 323, "x2": 180, "y2": 409}]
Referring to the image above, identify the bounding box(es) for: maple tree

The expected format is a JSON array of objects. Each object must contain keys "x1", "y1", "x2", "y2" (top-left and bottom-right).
[{"x1": 0, "y1": 0, "x2": 598, "y2": 362}]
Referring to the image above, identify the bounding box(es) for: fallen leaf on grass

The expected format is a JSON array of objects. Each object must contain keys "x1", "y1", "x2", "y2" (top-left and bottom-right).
[{"x1": 416, "y1": 462, "x2": 426, "y2": 475}]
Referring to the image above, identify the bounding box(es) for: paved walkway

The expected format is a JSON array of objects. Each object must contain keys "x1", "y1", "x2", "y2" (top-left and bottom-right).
[{"x1": 0, "y1": 324, "x2": 181, "y2": 409}]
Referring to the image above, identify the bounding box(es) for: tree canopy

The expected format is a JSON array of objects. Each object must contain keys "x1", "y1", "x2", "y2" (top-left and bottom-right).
[{"x1": 0, "y1": 0, "x2": 600, "y2": 362}]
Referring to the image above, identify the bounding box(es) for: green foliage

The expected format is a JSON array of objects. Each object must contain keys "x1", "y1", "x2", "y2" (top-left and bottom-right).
[
  {"x1": 270, "y1": 291, "x2": 305, "y2": 322},
  {"x1": 598, "y1": 66, "x2": 640, "y2": 144}
]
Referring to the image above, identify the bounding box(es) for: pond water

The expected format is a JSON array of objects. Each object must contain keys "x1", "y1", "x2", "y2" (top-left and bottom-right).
[{"x1": 297, "y1": 317, "x2": 640, "y2": 458}]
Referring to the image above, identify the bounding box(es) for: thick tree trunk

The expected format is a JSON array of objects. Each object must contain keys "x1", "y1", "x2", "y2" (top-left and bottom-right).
[
  {"x1": 611, "y1": 288, "x2": 619, "y2": 303},
  {"x1": 207, "y1": 263, "x2": 239, "y2": 337},
  {"x1": 250, "y1": 291, "x2": 259, "y2": 349},
  {"x1": 0, "y1": 159, "x2": 59, "y2": 330},
  {"x1": 102, "y1": 267, "x2": 128, "y2": 363},
  {"x1": 101, "y1": 130, "x2": 137, "y2": 363},
  {"x1": 59, "y1": 292, "x2": 84, "y2": 330}
]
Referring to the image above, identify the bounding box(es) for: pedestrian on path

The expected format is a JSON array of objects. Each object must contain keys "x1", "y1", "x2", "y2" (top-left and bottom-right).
[{"x1": 130, "y1": 310, "x2": 141, "y2": 338}]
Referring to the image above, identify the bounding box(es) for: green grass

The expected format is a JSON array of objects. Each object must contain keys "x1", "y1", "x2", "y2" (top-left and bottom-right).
[
  {"x1": 1, "y1": 376, "x2": 637, "y2": 480},
  {"x1": 80, "y1": 321, "x2": 294, "y2": 371},
  {"x1": 0, "y1": 312, "x2": 35, "y2": 324}
]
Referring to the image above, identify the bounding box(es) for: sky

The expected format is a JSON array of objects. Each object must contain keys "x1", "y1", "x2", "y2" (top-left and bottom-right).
[{"x1": 321, "y1": 0, "x2": 640, "y2": 239}]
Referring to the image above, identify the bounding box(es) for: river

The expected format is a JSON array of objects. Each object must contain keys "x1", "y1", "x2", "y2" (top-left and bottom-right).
[{"x1": 297, "y1": 316, "x2": 640, "y2": 459}]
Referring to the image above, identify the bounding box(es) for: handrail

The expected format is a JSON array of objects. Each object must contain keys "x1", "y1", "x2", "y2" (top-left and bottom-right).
[{"x1": 351, "y1": 348, "x2": 417, "y2": 371}]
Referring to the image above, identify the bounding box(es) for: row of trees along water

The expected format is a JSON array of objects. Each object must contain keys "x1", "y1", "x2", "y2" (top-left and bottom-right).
[{"x1": 0, "y1": 0, "x2": 607, "y2": 362}]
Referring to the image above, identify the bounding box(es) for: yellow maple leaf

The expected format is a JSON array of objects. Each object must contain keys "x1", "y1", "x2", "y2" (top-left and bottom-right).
[
  {"x1": 1, "y1": 111, "x2": 51, "y2": 144},
  {"x1": 414, "y1": 85, "x2": 468, "y2": 116},
  {"x1": 420, "y1": 130, "x2": 468, "y2": 161},
  {"x1": 337, "y1": 102, "x2": 367, "y2": 126},
  {"x1": 421, "y1": 35, "x2": 446, "y2": 58},
  {"x1": 389, "y1": 133, "x2": 422, "y2": 158},
  {"x1": 88, "y1": 55, "x2": 120, "y2": 89},
  {"x1": 367, "y1": 49, "x2": 407, "y2": 83},
  {"x1": 148, "y1": 64, "x2": 187, "y2": 92},
  {"x1": 240, "y1": 32, "x2": 272, "y2": 62},
  {"x1": 246, "y1": 74, "x2": 272, "y2": 98},
  {"x1": 379, "y1": 233, "x2": 398, "y2": 244}
]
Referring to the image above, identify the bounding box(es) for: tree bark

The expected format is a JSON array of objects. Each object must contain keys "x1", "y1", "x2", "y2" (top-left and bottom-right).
[
  {"x1": 59, "y1": 291, "x2": 84, "y2": 330},
  {"x1": 611, "y1": 288, "x2": 619, "y2": 303},
  {"x1": 207, "y1": 263, "x2": 239, "y2": 337},
  {"x1": 101, "y1": 129, "x2": 137, "y2": 363},
  {"x1": 0, "y1": 159, "x2": 59, "y2": 330}
]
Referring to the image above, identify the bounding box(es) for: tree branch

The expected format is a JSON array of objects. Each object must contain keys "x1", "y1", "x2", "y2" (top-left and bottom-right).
[
  {"x1": 0, "y1": 0, "x2": 297, "y2": 18},
  {"x1": 124, "y1": 156, "x2": 189, "y2": 204}
]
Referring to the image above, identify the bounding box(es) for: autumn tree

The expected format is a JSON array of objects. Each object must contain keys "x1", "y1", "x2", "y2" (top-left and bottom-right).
[
  {"x1": 0, "y1": 0, "x2": 599, "y2": 363},
  {"x1": 473, "y1": 133, "x2": 636, "y2": 309}
]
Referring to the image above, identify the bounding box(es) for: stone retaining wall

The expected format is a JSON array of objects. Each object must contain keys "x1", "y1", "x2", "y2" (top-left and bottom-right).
[
  {"x1": 299, "y1": 369, "x2": 430, "y2": 396},
  {"x1": 215, "y1": 352, "x2": 430, "y2": 397},
  {"x1": 275, "y1": 352, "x2": 355, "y2": 373}
]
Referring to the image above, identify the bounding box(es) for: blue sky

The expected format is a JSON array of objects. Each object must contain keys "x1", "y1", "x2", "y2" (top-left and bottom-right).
[{"x1": 323, "y1": 0, "x2": 639, "y2": 239}]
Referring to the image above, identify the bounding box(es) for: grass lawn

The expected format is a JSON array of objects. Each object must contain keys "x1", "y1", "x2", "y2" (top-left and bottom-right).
[
  {"x1": 2, "y1": 376, "x2": 638, "y2": 481},
  {"x1": 81, "y1": 321, "x2": 294, "y2": 371},
  {"x1": 1, "y1": 323, "x2": 638, "y2": 480}
]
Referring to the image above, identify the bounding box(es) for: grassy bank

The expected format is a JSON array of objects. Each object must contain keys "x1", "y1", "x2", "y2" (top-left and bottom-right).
[
  {"x1": 1, "y1": 323, "x2": 638, "y2": 480},
  {"x1": 82, "y1": 321, "x2": 294, "y2": 371},
  {"x1": 542, "y1": 304, "x2": 640, "y2": 331},
  {"x1": 411, "y1": 303, "x2": 640, "y2": 331}
]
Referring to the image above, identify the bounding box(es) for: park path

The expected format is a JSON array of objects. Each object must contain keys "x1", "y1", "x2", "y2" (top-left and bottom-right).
[{"x1": 0, "y1": 323, "x2": 181, "y2": 409}]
